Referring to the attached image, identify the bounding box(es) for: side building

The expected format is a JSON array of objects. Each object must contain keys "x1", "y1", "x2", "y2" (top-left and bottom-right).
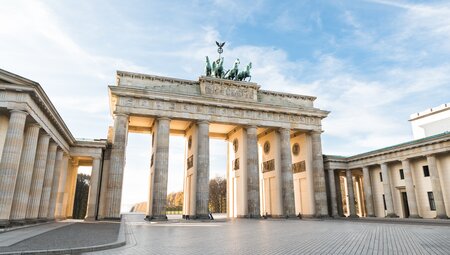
[
  {"x1": 0, "y1": 69, "x2": 106, "y2": 227},
  {"x1": 324, "y1": 113, "x2": 450, "y2": 219}
]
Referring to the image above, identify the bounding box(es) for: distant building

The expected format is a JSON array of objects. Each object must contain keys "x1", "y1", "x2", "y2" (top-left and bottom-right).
[{"x1": 410, "y1": 103, "x2": 450, "y2": 139}]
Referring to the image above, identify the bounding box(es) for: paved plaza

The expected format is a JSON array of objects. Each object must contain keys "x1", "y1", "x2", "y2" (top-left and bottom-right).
[{"x1": 87, "y1": 214, "x2": 450, "y2": 255}]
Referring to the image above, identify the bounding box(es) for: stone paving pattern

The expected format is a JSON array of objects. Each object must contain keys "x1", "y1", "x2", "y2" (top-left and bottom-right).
[
  {"x1": 88, "y1": 214, "x2": 450, "y2": 255},
  {"x1": 0, "y1": 222, "x2": 120, "y2": 253}
]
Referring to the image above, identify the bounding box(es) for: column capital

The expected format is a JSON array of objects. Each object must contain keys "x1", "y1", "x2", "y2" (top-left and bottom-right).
[
  {"x1": 328, "y1": 168, "x2": 335, "y2": 172},
  {"x1": 362, "y1": 166, "x2": 369, "y2": 170},
  {"x1": 346, "y1": 168, "x2": 353, "y2": 173},
  {"x1": 92, "y1": 156, "x2": 102, "y2": 160},
  {"x1": 10, "y1": 109, "x2": 28, "y2": 115},
  {"x1": 197, "y1": 119, "x2": 209, "y2": 125},
  {"x1": 245, "y1": 125, "x2": 258, "y2": 130},
  {"x1": 310, "y1": 129, "x2": 323, "y2": 135},
  {"x1": 27, "y1": 123, "x2": 41, "y2": 129},
  {"x1": 113, "y1": 113, "x2": 129, "y2": 117},
  {"x1": 425, "y1": 154, "x2": 436, "y2": 158},
  {"x1": 157, "y1": 116, "x2": 171, "y2": 121}
]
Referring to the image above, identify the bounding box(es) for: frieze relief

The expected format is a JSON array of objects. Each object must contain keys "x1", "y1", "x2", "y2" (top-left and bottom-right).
[
  {"x1": 118, "y1": 97, "x2": 321, "y2": 126},
  {"x1": 199, "y1": 78, "x2": 258, "y2": 102}
]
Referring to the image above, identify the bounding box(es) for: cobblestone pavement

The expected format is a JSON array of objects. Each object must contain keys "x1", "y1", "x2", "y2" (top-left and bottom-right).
[
  {"x1": 88, "y1": 213, "x2": 450, "y2": 255},
  {"x1": 0, "y1": 221, "x2": 120, "y2": 254}
]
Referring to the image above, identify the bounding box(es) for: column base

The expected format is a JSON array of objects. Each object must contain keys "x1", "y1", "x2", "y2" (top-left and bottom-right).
[
  {"x1": 408, "y1": 215, "x2": 421, "y2": 219},
  {"x1": 10, "y1": 219, "x2": 27, "y2": 226},
  {"x1": 192, "y1": 214, "x2": 210, "y2": 220},
  {"x1": 145, "y1": 215, "x2": 168, "y2": 221},
  {"x1": 347, "y1": 214, "x2": 359, "y2": 218},
  {"x1": 237, "y1": 214, "x2": 261, "y2": 219},
  {"x1": 0, "y1": 220, "x2": 11, "y2": 228},
  {"x1": 36, "y1": 218, "x2": 48, "y2": 223},
  {"x1": 84, "y1": 217, "x2": 96, "y2": 221},
  {"x1": 25, "y1": 218, "x2": 39, "y2": 224},
  {"x1": 385, "y1": 213, "x2": 399, "y2": 218},
  {"x1": 436, "y1": 214, "x2": 448, "y2": 219},
  {"x1": 367, "y1": 214, "x2": 376, "y2": 217},
  {"x1": 102, "y1": 217, "x2": 121, "y2": 221}
]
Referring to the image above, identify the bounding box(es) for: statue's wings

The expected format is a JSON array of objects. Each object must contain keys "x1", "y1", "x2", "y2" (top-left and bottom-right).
[{"x1": 216, "y1": 41, "x2": 225, "y2": 48}]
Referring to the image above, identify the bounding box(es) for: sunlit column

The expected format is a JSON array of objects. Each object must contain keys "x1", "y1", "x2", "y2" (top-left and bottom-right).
[
  {"x1": 10, "y1": 123, "x2": 40, "y2": 224},
  {"x1": 279, "y1": 128, "x2": 295, "y2": 217},
  {"x1": 362, "y1": 166, "x2": 375, "y2": 217},
  {"x1": 401, "y1": 159, "x2": 420, "y2": 218},
  {"x1": 195, "y1": 120, "x2": 210, "y2": 219},
  {"x1": 0, "y1": 110, "x2": 28, "y2": 226},
  {"x1": 105, "y1": 113, "x2": 129, "y2": 219},
  {"x1": 246, "y1": 125, "x2": 260, "y2": 218},
  {"x1": 328, "y1": 169, "x2": 338, "y2": 217},
  {"x1": 86, "y1": 156, "x2": 102, "y2": 220},
  {"x1": 311, "y1": 131, "x2": 328, "y2": 217},
  {"x1": 25, "y1": 134, "x2": 50, "y2": 222},
  {"x1": 47, "y1": 149, "x2": 64, "y2": 219},
  {"x1": 380, "y1": 162, "x2": 397, "y2": 218},
  {"x1": 346, "y1": 169, "x2": 357, "y2": 217},
  {"x1": 38, "y1": 142, "x2": 58, "y2": 220},
  {"x1": 427, "y1": 155, "x2": 448, "y2": 219},
  {"x1": 55, "y1": 153, "x2": 69, "y2": 219},
  {"x1": 66, "y1": 160, "x2": 79, "y2": 218}
]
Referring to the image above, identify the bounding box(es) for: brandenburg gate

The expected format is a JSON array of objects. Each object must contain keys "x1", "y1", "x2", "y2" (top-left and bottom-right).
[{"x1": 102, "y1": 69, "x2": 330, "y2": 220}]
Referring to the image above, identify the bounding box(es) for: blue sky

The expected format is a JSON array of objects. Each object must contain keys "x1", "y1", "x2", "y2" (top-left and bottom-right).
[{"x1": 2, "y1": 0, "x2": 450, "y2": 211}]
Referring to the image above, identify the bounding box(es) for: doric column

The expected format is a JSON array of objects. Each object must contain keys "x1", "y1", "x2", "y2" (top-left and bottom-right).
[
  {"x1": 195, "y1": 120, "x2": 210, "y2": 219},
  {"x1": 25, "y1": 134, "x2": 50, "y2": 222},
  {"x1": 47, "y1": 149, "x2": 64, "y2": 220},
  {"x1": 105, "y1": 113, "x2": 129, "y2": 219},
  {"x1": 362, "y1": 166, "x2": 375, "y2": 217},
  {"x1": 38, "y1": 142, "x2": 58, "y2": 220},
  {"x1": 328, "y1": 169, "x2": 338, "y2": 217},
  {"x1": 0, "y1": 109, "x2": 28, "y2": 226},
  {"x1": 346, "y1": 169, "x2": 357, "y2": 217},
  {"x1": 426, "y1": 155, "x2": 447, "y2": 219},
  {"x1": 380, "y1": 162, "x2": 397, "y2": 217},
  {"x1": 98, "y1": 146, "x2": 111, "y2": 219},
  {"x1": 10, "y1": 123, "x2": 40, "y2": 224},
  {"x1": 279, "y1": 128, "x2": 295, "y2": 217},
  {"x1": 147, "y1": 117, "x2": 170, "y2": 220},
  {"x1": 311, "y1": 131, "x2": 328, "y2": 217},
  {"x1": 86, "y1": 157, "x2": 102, "y2": 220},
  {"x1": 66, "y1": 160, "x2": 79, "y2": 218},
  {"x1": 55, "y1": 153, "x2": 69, "y2": 219},
  {"x1": 335, "y1": 172, "x2": 344, "y2": 216},
  {"x1": 401, "y1": 159, "x2": 420, "y2": 218},
  {"x1": 246, "y1": 126, "x2": 260, "y2": 218}
]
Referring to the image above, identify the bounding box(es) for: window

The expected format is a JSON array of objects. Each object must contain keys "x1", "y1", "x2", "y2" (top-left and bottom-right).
[
  {"x1": 382, "y1": 194, "x2": 387, "y2": 210},
  {"x1": 399, "y1": 169, "x2": 404, "y2": 180},
  {"x1": 379, "y1": 172, "x2": 383, "y2": 182},
  {"x1": 428, "y1": 192, "x2": 436, "y2": 211},
  {"x1": 423, "y1": 165, "x2": 430, "y2": 177}
]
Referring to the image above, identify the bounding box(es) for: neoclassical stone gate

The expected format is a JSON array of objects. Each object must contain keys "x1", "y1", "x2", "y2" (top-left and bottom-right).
[{"x1": 97, "y1": 71, "x2": 330, "y2": 220}]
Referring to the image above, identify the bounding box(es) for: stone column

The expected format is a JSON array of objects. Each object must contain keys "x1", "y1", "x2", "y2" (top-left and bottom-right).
[
  {"x1": 362, "y1": 166, "x2": 375, "y2": 217},
  {"x1": 380, "y1": 162, "x2": 397, "y2": 217},
  {"x1": 98, "y1": 146, "x2": 111, "y2": 219},
  {"x1": 25, "y1": 134, "x2": 50, "y2": 222},
  {"x1": 311, "y1": 131, "x2": 328, "y2": 217},
  {"x1": 401, "y1": 159, "x2": 420, "y2": 218},
  {"x1": 147, "y1": 117, "x2": 170, "y2": 220},
  {"x1": 335, "y1": 172, "x2": 344, "y2": 216},
  {"x1": 47, "y1": 149, "x2": 64, "y2": 220},
  {"x1": 86, "y1": 157, "x2": 102, "y2": 220},
  {"x1": 0, "y1": 110, "x2": 28, "y2": 226},
  {"x1": 279, "y1": 128, "x2": 295, "y2": 217},
  {"x1": 426, "y1": 155, "x2": 448, "y2": 219},
  {"x1": 66, "y1": 160, "x2": 79, "y2": 218},
  {"x1": 328, "y1": 169, "x2": 339, "y2": 217},
  {"x1": 246, "y1": 126, "x2": 260, "y2": 218},
  {"x1": 195, "y1": 120, "x2": 210, "y2": 219},
  {"x1": 55, "y1": 154, "x2": 69, "y2": 219},
  {"x1": 10, "y1": 123, "x2": 40, "y2": 224},
  {"x1": 346, "y1": 169, "x2": 357, "y2": 217},
  {"x1": 105, "y1": 113, "x2": 129, "y2": 219},
  {"x1": 38, "y1": 142, "x2": 58, "y2": 220}
]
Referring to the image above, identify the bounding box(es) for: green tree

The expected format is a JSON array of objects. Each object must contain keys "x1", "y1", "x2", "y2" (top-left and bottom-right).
[
  {"x1": 72, "y1": 173, "x2": 90, "y2": 219},
  {"x1": 209, "y1": 177, "x2": 227, "y2": 213}
]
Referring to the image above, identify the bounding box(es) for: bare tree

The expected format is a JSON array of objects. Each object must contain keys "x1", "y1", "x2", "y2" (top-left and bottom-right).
[{"x1": 209, "y1": 177, "x2": 227, "y2": 213}]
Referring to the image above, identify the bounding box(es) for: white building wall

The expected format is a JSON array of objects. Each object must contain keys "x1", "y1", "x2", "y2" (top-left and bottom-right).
[{"x1": 410, "y1": 103, "x2": 450, "y2": 139}]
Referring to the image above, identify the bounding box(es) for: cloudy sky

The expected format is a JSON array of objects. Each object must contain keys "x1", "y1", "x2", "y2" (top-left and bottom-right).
[{"x1": 2, "y1": 0, "x2": 450, "y2": 211}]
